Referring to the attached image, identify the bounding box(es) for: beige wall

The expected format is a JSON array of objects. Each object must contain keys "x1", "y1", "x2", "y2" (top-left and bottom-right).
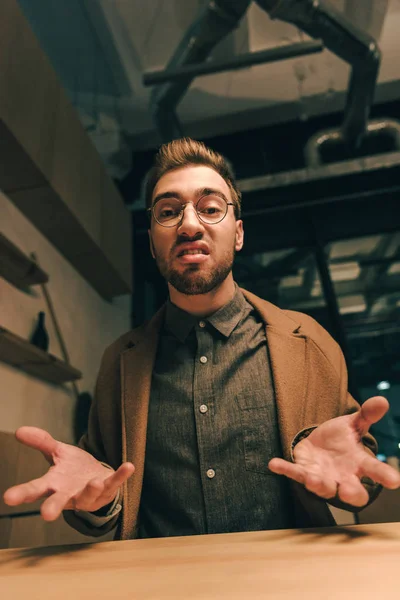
[
  {"x1": 0, "y1": 189, "x2": 130, "y2": 548},
  {"x1": 0, "y1": 189, "x2": 130, "y2": 440}
]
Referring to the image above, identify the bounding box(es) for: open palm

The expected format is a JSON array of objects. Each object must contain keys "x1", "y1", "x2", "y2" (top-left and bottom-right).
[
  {"x1": 3, "y1": 427, "x2": 134, "y2": 521},
  {"x1": 269, "y1": 396, "x2": 400, "y2": 506}
]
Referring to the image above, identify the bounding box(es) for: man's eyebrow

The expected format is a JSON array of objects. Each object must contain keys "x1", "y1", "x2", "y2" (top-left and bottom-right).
[
  {"x1": 152, "y1": 187, "x2": 229, "y2": 205},
  {"x1": 199, "y1": 188, "x2": 229, "y2": 202},
  {"x1": 152, "y1": 191, "x2": 183, "y2": 205}
]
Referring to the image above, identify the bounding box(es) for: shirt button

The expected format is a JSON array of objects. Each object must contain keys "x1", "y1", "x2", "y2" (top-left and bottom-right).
[
  {"x1": 199, "y1": 404, "x2": 208, "y2": 414},
  {"x1": 199, "y1": 321, "x2": 206, "y2": 328},
  {"x1": 200, "y1": 356, "x2": 208, "y2": 364},
  {"x1": 206, "y1": 468, "x2": 215, "y2": 479}
]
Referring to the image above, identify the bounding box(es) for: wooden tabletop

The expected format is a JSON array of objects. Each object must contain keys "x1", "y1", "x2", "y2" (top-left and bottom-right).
[{"x1": 1, "y1": 522, "x2": 400, "y2": 599}]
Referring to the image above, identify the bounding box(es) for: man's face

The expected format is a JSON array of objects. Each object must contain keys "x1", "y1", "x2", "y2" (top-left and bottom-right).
[{"x1": 148, "y1": 165, "x2": 244, "y2": 295}]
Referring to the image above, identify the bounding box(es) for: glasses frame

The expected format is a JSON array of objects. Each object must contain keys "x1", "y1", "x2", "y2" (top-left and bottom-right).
[{"x1": 147, "y1": 195, "x2": 235, "y2": 228}]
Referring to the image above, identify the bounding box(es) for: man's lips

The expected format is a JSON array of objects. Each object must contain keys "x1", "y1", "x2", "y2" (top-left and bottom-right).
[
  {"x1": 175, "y1": 243, "x2": 210, "y2": 257},
  {"x1": 174, "y1": 243, "x2": 210, "y2": 264},
  {"x1": 177, "y1": 253, "x2": 209, "y2": 264}
]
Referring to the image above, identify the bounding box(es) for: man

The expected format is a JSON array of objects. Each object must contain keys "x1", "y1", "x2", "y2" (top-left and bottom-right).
[{"x1": 4, "y1": 138, "x2": 400, "y2": 540}]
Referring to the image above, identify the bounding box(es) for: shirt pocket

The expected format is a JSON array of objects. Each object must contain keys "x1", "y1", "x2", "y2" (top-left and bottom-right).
[{"x1": 236, "y1": 392, "x2": 278, "y2": 475}]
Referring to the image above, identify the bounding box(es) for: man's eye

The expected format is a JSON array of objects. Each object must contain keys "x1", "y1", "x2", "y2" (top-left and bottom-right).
[
  {"x1": 159, "y1": 208, "x2": 180, "y2": 218},
  {"x1": 200, "y1": 206, "x2": 221, "y2": 215}
]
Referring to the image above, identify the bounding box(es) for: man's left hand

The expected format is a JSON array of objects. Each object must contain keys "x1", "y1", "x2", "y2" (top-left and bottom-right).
[{"x1": 268, "y1": 396, "x2": 400, "y2": 506}]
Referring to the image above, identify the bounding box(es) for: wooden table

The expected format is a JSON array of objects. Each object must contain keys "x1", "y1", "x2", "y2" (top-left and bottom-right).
[{"x1": 1, "y1": 522, "x2": 400, "y2": 599}]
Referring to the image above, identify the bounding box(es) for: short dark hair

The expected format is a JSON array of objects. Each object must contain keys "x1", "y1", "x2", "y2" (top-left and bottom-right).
[{"x1": 145, "y1": 137, "x2": 241, "y2": 219}]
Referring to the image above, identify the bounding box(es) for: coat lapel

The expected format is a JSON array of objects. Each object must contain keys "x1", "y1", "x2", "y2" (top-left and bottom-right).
[
  {"x1": 266, "y1": 328, "x2": 307, "y2": 460},
  {"x1": 241, "y1": 289, "x2": 308, "y2": 461},
  {"x1": 119, "y1": 306, "x2": 165, "y2": 538}
]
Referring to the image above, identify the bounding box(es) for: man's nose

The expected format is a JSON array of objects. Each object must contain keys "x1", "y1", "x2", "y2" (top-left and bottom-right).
[{"x1": 177, "y1": 203, "x2": 205, "y2": 236}]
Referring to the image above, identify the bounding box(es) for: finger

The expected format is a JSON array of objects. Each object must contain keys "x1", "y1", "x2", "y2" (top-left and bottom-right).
[
  {"x1": 3, "y1": 477, "x2": 50, "y2": 506},
  {"x1": 40, "y1": 491, "x2": 71, "y2": 522},
  {"x1": 74, "y1": 478, "x2": 105, "y2": 511},
  {"x1": 15, "y1": 427, "x2": 58, "y2": 462},
  {"x1": 360, "y1": 454, "x2": 400, "y2": 489},
  {"x1": 103, "y1": 462, "x2": 135, "y2": 494},
  {"x1": 75, "y1": 464, "x2": 135, "y2": 511},
  {"x1": 337, "y1": 475, "x2": 369, "y2": 507},
  {"x1": 355, "y1": 396, "x2": 389, "y2": 434},
  {"x1": 268, "y1": 458, "x2": 306, "y2": 485},
  {"x1": 303, "y1": 473, "x2": 338, "y2": 500}
]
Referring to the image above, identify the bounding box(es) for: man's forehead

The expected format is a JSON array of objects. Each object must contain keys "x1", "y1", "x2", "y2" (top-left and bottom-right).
[{"x1": 153, "y1": 165, "x2": 230, "y2": 198}]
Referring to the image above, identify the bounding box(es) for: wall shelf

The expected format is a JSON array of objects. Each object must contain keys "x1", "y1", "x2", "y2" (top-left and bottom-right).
[
  {"x1": 0, "y1": 326, "x2": 81, "y2": 384},
  {"x1": 0, "y1": 232, "x2": 48, "y2": 289}
]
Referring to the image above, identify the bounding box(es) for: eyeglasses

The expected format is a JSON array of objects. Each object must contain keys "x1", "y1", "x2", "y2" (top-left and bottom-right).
[{"x1": 148, "y1": 195, "x2": 235, "y2": 228}]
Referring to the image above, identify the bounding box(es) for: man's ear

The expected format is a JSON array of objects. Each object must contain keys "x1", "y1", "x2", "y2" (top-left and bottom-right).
[
  {"x1": 148, "y1": 230, "x2": 156, "y2": 259},
  {"x1": 235, "y1": 220, "x2": 244, "y2": 252}
]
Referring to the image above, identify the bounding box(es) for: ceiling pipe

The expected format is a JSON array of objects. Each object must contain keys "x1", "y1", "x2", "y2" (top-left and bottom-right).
[
  {"x1": 149, "y1": 0, "x2": 381, "y2": 148},
  {"x1": 259, "y1": 0, "x2": 381, "y2": 148},
  {"x1": 144, "y1": 39, "x2": 323, "y2": 86},
  {"x1": 149, "y1": 0, "x2": 252, "y2": 142}
]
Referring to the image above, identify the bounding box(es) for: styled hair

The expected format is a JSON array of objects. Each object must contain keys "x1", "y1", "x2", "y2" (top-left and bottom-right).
[{"x1": 145, "y1": 137, "x2": 241, "y2": 219}]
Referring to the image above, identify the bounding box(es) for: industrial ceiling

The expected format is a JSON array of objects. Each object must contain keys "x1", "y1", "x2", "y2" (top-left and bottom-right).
[{"x1": 17, "y1": 0, "x2": 397, "y2": 172}]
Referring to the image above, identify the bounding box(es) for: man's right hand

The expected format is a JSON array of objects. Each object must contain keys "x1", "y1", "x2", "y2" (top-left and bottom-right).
[{"x1": 2, "y1": 427, "x2": 135, "y2": 521}]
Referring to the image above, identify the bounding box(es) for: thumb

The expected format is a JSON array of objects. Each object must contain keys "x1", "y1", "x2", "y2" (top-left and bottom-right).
[
  {"x1": 355, "y1": 396, "x2": 389, "y2": 434},
  {"x1": 15, "y1": 426, "x2": 58, "y2": 462}
]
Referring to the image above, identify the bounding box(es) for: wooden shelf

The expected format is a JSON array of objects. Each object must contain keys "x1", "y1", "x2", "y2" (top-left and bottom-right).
[
  {"x1": 0, "y1": 326, "x2": 81, "y2": 384},
  {"x1": 0, "y1": 232, "x2": 48, "y2": 289}
]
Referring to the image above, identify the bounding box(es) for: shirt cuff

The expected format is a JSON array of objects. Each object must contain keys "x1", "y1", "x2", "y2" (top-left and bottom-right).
[
  {"x1": 74, "y1": 490, "x2": 121, "y2": 527},
  {"x1": 291, "y1": 426, "x2": 318, "y2": 460},
  {"x1": 73, "y1": 460, "x2": 121, "y2": 527}
]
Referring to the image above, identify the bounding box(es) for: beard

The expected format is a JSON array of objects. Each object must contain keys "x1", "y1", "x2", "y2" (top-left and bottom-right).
[{"x1": 154, "y1": 243, "x2": 236, "y2": 296}]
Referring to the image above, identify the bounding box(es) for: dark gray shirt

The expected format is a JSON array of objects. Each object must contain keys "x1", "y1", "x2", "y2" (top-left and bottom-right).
[{"x1": 138, "y1": 287, "x2": 295, "y2": 538}]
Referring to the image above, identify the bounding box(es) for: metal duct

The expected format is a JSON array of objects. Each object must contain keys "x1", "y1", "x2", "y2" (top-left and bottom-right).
[
  {"x1": 150, "y1": 0, "x2": 252, "y2": 141},
  {"x1": 150, "y1": 0, "x2": 381, "y2": 148},
  {"x1": 258, "y1": 0, "x2": 381, "y2": 147}
]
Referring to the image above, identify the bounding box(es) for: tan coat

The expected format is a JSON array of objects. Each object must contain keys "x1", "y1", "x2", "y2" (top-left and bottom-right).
[{"x1": 65, "y1": 289, "x2": 379, "y2": 539}]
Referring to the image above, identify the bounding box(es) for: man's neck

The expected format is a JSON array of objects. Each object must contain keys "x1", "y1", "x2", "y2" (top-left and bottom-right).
[{"x1": 168, "y1": 275, "x2": 236, "y2": 317}]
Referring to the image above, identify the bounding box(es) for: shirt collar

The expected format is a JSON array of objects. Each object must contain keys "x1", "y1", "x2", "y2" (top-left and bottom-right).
[
  {"x1": 207, "y1": 285, "x2": 251, "y2": 338},
  {"x1": 165, "y1": 285, "x2": 251, "y2": 342},
  {"x1": 164, "y1": 301, "x2": 197, "y2": 343}
]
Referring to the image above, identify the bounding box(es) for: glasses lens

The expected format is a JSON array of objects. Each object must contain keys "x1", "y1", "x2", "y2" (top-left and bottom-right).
[
  {"x1": 154, "y1": 198, "x2": 183, "y2": 226},
  {"x1": 197, "y1": 195, "x2": 227, "y2": 223}
]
